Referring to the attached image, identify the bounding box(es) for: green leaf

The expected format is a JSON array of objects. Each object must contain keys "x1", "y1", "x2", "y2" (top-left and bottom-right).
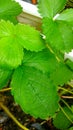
[
  {"x1": 43, "y1": 18, "x2": 73, "y2": 53},
  {"x1": 0, "y1": 20, "x2": 15, "y2": 37},
  {"x1": 23, "y1": 48, "x2": 58, "y2": 73},
  {"x1": 11, "y1": 65, "x2": 59, "y2": 119},
  {"x1": 0, "y1": 20, "x2": 23, "y2": 69},
  {"x1": 16, "y1": 23, "x2": 45, "y2": 52},
  {"x1": 56, "y1": 8, "x2": 73, "y2": 22},
  {"x1": 2, "y1": 16, "x2": 18, "y2": 24},
  {"x1": 66, "y1": 60, "x2": 73, "y2": 71},
  {"x1": 0, "y1": 37, "x2": 23, "y2": 69},
  {"x1": 0, "y1": 67, "x2": 12, "y2": 89},
  {"x1": 0, "y1": 20, "x2": 45, "y2": 69},
  {"x1": 53, "y1": 106, "x2": 73, "y2": 130},
  {"x1": 71, "y1": 105, "x2": 73, "y2": 112},
  {"x1": 50, "y1": 62, "x2": 73, "y2": 86},
  {"x1": 0, "y1": 0, "x2": 22, "y2": 20},
  {"x1": 38, "y1": 0, "x2": 67, "y2": 18},
  {"x1": 69, "y1": 126, "x2": 73, "y2": 130}
]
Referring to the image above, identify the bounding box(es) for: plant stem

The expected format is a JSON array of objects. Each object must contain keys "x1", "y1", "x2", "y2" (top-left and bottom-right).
[
  {"x1": 0, "y1": 88, "x2": 11, "y2": 92},
  {"x1": 68, "y1": 83, "x2": 73, "y2": 88},
  {"x1": 61, "y1": 95, "x2": 73, "y2": 99},
  {"x1": 59, "y1": 104, "x2": 73, "y2": 123},
  {"x1": 0, "y1": 102, "x2": 29, "y2": 130},
  {"x1": 61, "y1": 99, "x2": 73, "y2": 113},
  {"x1": 58, "y1": 86, "x2": 73, "y2": 95}
]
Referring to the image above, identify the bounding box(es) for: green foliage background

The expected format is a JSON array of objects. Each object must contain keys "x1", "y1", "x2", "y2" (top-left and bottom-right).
[{"x1": 0, "y1": 0, "x2": 73, "y2": 129}]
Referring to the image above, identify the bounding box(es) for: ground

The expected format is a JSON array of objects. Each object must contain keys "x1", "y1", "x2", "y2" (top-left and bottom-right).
[{"x1": 0, "y1": 90, "x2": 59, "y2": 130}]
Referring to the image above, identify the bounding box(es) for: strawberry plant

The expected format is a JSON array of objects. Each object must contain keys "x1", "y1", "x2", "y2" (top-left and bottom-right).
[{"x1": 0, "y1": 0, "x2": 73, "y2": 130}]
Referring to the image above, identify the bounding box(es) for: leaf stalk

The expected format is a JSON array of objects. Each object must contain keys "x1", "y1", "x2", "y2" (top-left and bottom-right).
[{"x1": 0, "y1": 102, "x2": 29, "y2": 130}]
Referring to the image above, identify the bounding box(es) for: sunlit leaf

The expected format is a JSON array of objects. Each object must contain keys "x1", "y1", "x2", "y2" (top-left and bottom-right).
[
  {"x1": 0, "y1": 20, "x2": 45, "y2": 69},
  {"x1": 0, "y1": 20, "x2": 23, "y2": 69},
  {"x1": 16, "y1": 23, "x2": 45, "y2": 52},
  {"x1": 0, "y1": 0, "x2": 22, "y2": 21},
  {"x1": 0, "y1": 67, "x2": 12, "y2": 89},
  {"x1": 43, "y1": 18, "x2": 73, "y2": 53},
  {"x1": 56, "y1": 8, "x2": 73, "y2": 22},
  {"x1": 38, "y1": 0, "x2": 67, "y2": 18}
]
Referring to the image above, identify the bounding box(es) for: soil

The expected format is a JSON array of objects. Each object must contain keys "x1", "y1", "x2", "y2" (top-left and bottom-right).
[{"x1": 0, "y1": 90, "x2": 59, "y2": 130}]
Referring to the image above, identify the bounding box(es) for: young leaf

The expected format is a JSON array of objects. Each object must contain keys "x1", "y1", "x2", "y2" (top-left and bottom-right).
[
  {"x1": 11, "y1": 65, "x2": 59, "y2": 119},
  {"x1": 16, "y1": 23, "x2": 45, "y2": 52},
  {"x1": 0, "y1": 67, "x2": 12, "y2": 89},
  {"x1": 0, "y1": 0, "x2": 22, "y2": 20},
  {"x1": 53, "y1": 106, "x2": 73, "y2": 129},
  {"x1": 23, "y1": 48, "x2": 58, "y2": 73},
  {"x1": 43, "y1": 18, "x2": 73, "y2": 53},
  {"x1": 38, "y1": 0, "x2": 67, "y2": 18},
  {"x1": 0, "y1": 20, "x2": 23, "y2": 69}
]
